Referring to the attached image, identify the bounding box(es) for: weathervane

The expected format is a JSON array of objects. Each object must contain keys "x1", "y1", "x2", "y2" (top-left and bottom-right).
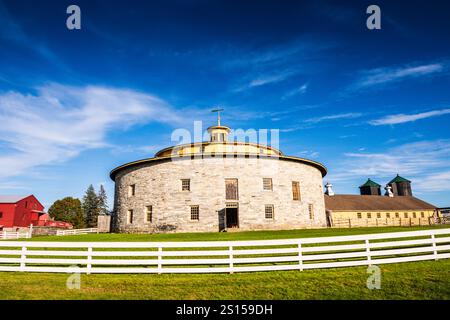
[{"x1": 211, "y1": 108, "x2": 224, "y2": 126}]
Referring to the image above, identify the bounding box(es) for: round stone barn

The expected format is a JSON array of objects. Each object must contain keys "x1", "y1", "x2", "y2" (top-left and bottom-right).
[{"x1": 110, "y1": 122, "x2": 328, "y2": 233}]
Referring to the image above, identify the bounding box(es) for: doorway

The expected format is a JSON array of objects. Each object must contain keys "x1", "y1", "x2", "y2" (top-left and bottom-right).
[{"x1": 226, "y1": 203, "x2": 239, "y2": 229}]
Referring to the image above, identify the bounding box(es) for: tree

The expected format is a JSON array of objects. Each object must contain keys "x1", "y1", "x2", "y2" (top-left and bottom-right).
[
  {"x1": 48, "y1": 197, "x2": 84, "y2": 229},
  {"x1": 97, "y1": 184, "x2": 109, "y2": 215},
  {"x1": 83, "y1": 184, "x2": 100, "y2": 227}
]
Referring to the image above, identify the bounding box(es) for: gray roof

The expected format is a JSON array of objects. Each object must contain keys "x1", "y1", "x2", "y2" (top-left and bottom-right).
[{"x1": 0, "y1": 195, "x2": 30, "y2": 203}]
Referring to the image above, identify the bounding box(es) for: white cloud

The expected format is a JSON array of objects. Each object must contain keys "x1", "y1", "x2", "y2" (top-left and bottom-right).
[
  {"x1": 249, "y1": 74, "x2": 290, "y2": 87},
  {"x1": 328, "y1": 140, "x2": 450, "y2": 192},
  {"x1": 354, "y1": 63, "x2": 445, "y2": 88},
  {"x1": 234, "y1": 70, "x2": 296, "y2": 91},
  {"x1": 304, "y1": 112, "x2": 362, "y2": 124},
  {"x1": 0, "y1": 84, "x2": 183, "y2": 178},
  {"x1": 369, "y1": 108, "x2": 450, "y2": 125},
  {"x1": 282, "y1": 83, "x2": 308, "y2": 99}
]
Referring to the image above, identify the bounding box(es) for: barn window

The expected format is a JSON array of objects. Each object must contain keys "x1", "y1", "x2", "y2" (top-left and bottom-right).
[
  {"x1": 265, "y1": 205, "x2": 274, "y2": 220},
  {"x1": 367, "y1": 212, "x2": 371, "y2": 219},
  {"x1": 421, "y1": 212, "x2": 425, "y2": 218},
  {"x1": 190, "y1": 205, "x2": 199, "y2": 221},
  {"x1": 263, "y1": 178, "x2": 273, "y2": 191},
  {"x1": 308, "y1": 204, "x2": 314, "y2": 220},
  {"x1": 181, "y1": 179, "x2": 191, "y2": 191},
  {"x1": 128, "y1": 184, "x2": 136, "y2": 197},
  {"x1": 145, "y1": 206, "x2": 152, "y2": 223},
  {"x1": 386, "y1": 212, "x2": 390, "y2": 218},
  {"x1": 404, "y1": 212, "x2": 408, "y2": 218},
  {"x1": 413, "y1": 212, "x2": 417, "y2": 218},
  {"x1": 127, "y1": 209, "x2": 133, "y2": 224},
  {"x1": 292, "y1": 181, "x2": 301, "y2": 201},
  {"x1": 395, "y1": 212, "x2": 399, "y2": 218},
  {"x1": 377, "y1": 212, "x2": 381, "y2": 219},
  {"x1": 225, "y1": 179, "x2": 239, "y2": 200},
  {"x1": 357, "y1": 213, "x2": 362, "y2": 219}
]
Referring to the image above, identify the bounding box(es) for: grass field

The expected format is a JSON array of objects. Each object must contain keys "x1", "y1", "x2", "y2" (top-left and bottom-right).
[
  {"x1": 26, "y1": 225, "x2": 450, "y2": 242},
  {"x1": 1, "y1": 226, "x2": 450, "y2": 300}
]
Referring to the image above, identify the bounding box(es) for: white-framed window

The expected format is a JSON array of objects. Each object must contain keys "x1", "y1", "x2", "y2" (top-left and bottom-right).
[
  {"x1": 357, "y1": 212, "x2": 362, "y2": 219},
  {"x1": 404, "y1": 212, "x2": 408, "y2": 218},
  {"x1": 181, "y1": 179, "x2": 190, "y2": 191},
  {"x1": 263, "y1": 178, "x2": 273, "y2": 191},
  {"x1": 367, "y1": 212, "x2": 372, "y2": 219},
  {"x1": 128, "y1": 184, "x2": 136, "y2": 197},
  {"x1": 386, "y1": 212, "x2": 390, "y2": 218},
  {"x1": 421, "y1": 212, "x2": 425, "y2": 218},
  {"x1": 413, "y1": 212, "x2": 417, "y2": 218},
  {"x1": 190, "y1": 205, "x2": 199, "y2": 221},
  {"x1": 127, "y1": 209, "x2": 133, "y2": 224},
  {"x1": 308, "y1": 204, "x2": 314, "y2": 220},
  {"x1": 377, "y1": 212, "x2": 381, "y2": 219},
  {"x1": 265, "y1": 205, "x2": 274, "y2": 220},
  {"x1": 145, "y1": 206, "x2": 152, "y2": 223}
]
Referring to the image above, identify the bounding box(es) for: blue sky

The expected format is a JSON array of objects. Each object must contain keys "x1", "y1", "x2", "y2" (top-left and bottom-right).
[{"x1": 0, "y1": 0, "x2": 449, "y2": 208}]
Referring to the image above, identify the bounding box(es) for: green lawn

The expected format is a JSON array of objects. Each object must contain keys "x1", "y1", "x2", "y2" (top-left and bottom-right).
[
  {"x1": 0, "y1": 259, "x2": 449, "y2": 299},
  {"x1": 1, "y1": 226, "x2": 449, "y2": 300},
  {"x1": 27, "y1": 225, "x2": 450, "y2": 242}
]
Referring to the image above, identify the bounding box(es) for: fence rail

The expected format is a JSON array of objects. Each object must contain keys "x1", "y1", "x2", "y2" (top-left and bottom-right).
[
  {"x1": 56, "y1": 228, "x2": 98, "y2": 236},
  {"x1": 0, "y1": 228, "x2": 449, "y2": 274},
  {"x1": 0, "y1": 230, "x2": 31, "y2": 240}
]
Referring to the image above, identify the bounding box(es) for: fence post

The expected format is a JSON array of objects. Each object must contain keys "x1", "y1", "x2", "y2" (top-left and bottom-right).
[
  {"x1": 431, "y1": 234, "x2": 438, "y2": 261},
  {"x1": 298, "y1": 242, "x2": 303, "y2": 271},
  {"x1": 28, "y1": 224, "x2": 33, "y2": 238},
  {"x1": 87, "y1": 246, "x2": 92, "y2": 274},
  {"x1": 157, "y1": 246, "x2": 162, "y2": 274},
  {"x1": 229, "y1": 245, "x2": 234, "y2": 274},
  {"x1": 365, "y1": 239, "x2": 371, "y2": 266},
  {"x1": 20, "y1": 246, "x2": 27, "y2": 271},
  {"x1": 348, "y1": 219, "x2": 351, "y2": 228}
]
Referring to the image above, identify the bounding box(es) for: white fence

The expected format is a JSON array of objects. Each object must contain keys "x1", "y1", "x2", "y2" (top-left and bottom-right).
[
  {"x1": 0, "y1": 230, "x2": 32, "y2": 240},
  {"x1": 56, "y1": 228, "x2": 98, "y2": 236},
  {"x1": 0, "y1": 228, "x2": 449, "y2": 274}
]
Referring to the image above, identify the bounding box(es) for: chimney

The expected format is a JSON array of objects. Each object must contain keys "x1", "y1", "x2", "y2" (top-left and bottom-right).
[
  {"x1": 325, "y1": 182, "x2": 335, "y2": 196},
  {"x1": 385, "y1": 185, "x2": 394, "y2": 197}
]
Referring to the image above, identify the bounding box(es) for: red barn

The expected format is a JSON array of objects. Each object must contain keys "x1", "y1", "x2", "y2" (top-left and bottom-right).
[{"x1": 0, "y1": 195, "x2": 72, "y2": 229}]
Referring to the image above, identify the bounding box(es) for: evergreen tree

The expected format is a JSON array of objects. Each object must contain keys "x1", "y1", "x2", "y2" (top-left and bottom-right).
[
  {"x1": 82, "y1": 184, "x2": 100, "y2": 227},
  {"x1": 48, "y1": 197, "x2": 85, "y2": 229},
  {"x1": 97, "y1": 184, "x2": 109, "y2": 215}
]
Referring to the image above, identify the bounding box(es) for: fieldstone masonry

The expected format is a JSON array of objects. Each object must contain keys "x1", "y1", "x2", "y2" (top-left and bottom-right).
[{"x1": 111, "y1": 156, "x2": 327, "y2": 233}]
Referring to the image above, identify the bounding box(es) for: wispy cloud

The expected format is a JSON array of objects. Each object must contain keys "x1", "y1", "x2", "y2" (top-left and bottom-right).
[
  {"x1": 354, "y1": 63, "x2": 445, "y2": 89},
  {"x1": 234, "y1": 70, "x2": 296, "y2": 91},
  {"x1": 226, "y1": 38, "x2": 333, "y2": 92},
  {"x1": 328, "y1": 139, "x2": 450, "y2": 192},
  {"x1": 0, "y1": 84, "x2": 184, "y2": 179},
  {"x1": 248, "y1": 72, "x2": 293, "y2": 88},
  {"x1": 0, "y1": 2, "x2": 70, "y2": 72},
  {"x1": 304, "y1": 112, "x2": 362, "y2": 124},
  {"x1": 280, "y1": 112, "x2": 363, "y2": 132},
  {"x1": 369, "y1": 108, "x2": 450, "y2": 126},
  {"x1": 282, "y1": 83, "x2": 308, "y2": 99}
]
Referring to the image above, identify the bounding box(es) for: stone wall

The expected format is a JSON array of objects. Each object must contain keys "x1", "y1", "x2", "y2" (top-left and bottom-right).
[
  {"x1": 112, "y1": 156, "x2": 327, "y2": 233},
  {"x1": 31, "y1": 226, "x2": 59, "y2": 236}
]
